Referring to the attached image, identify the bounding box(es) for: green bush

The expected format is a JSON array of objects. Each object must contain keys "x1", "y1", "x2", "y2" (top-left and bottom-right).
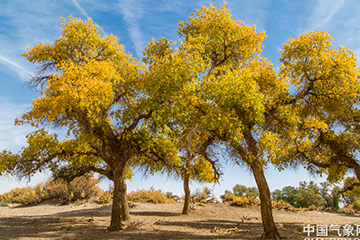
[
  {"x1": 221, "y1": 185, "x2": 259, "y2": 203},
  {"x1": 271, "y1": 181, "x2": 339, "y2": 209},
  {"x1": 232, "y1": 184, "x2": 259, "y2": 198}
]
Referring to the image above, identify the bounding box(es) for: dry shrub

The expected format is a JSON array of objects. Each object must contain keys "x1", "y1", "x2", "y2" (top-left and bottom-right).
[
  {"x1": 298, "y1": 207, "x2": 308, "y2": 212},
  {"x1": 0, "y1": 175, "x2": 100, "y2": 205},
  {"x1": 342, "y1": 204, "x2": 356, "y2": 215},
  {"x1": 50, "y1": 176, "x2": 100, "y2": 204},
  {"x1": 190, "y1": 186, "x2": 216, "y2": 204},
  {"x1": 0, "y1": 184, "x2": 50, "y2": 205},
  {"x1": 272, "y1": 200, "x2": 295, "y2": 211},
  {"x1": 221, "y1": 192, "x2": 236, "y2": 203},
  {"x1": 231, "y1": 196, "x2": 260, "y2": 207},
  {"x1": 98, "y1": 190, "x2": 112, "y2": 204},
  {"x1": 307, "y1": 204, "x2": 317, "y2": 211},
  {"x1": 166, "y1": 192, "x2": 180, "y2": 202},
  {"x1": 127, "y1": 187, "x2": 176, "y2": 204},
  {"x1": 0, "y1": 187, "x2": 32, "y2": 204},
  {"x1": 222, "y1": 192, "x2": 259, "y2": 207}
]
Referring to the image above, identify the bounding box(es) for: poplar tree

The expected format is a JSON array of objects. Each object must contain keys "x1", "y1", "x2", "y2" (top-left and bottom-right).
[{"x1": 0, "y1": 17, "x2": 179, "y2": 230}]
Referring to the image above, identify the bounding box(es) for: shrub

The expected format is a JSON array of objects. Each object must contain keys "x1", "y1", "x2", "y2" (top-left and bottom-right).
[
  {"x1": 190, "y1": 186, "x2": 215, "y2": 204},
  {"x1": 221, "y1": 192, "x2": 236, "y2": 203},
  {"x1": 0, "y1": 175, "x2": 100, "y2": 205},
  {"x1": 221, "y1": 189, "x2": 260, "y2": 207},
  {"x1": 166, "y1": 192, "x2": 180, "y2": 202},
  {"x1": 352, "y1": 197, "x2": 360, "y2": 211},
  {"x1": 127, "y1": 187, "x2": 176, "y2": 204},
  {"x1": 50, "y1": 175, "x2": 100, "y2": 204},
  {"x1": 342, "y1": 204, "x2": 356, "y2": 214},
  {"x1": 232, "y1": 184, "x2": 259, "y2": 198},
  {"x1": 272, "y1": 200, "x2": 294, "y2": 211},
  {"x1": 98, "y1": 190, "x2": 112, "y2": 204},
  {"x1": 231, "y1": 196, "x2": 260, "y2": 207}
]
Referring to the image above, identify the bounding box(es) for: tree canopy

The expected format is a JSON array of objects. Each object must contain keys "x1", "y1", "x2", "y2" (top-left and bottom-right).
[
  {"x1": 1, "y1": 16, "x2": 180, "y2": 231},
  {"x1": 276, "y1": 30, "x2": 360, "y2": 192}
]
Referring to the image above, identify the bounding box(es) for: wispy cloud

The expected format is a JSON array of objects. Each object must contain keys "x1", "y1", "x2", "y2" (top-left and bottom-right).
[
  {"x1": 310, "y1": 0, "x2": 345, "y2": 29},
  {"x1": 71, "y1": 0, "x2": 91, "y2": 19},
  {"x1": 70, "y1": 0, "x2": 107, "y2": 35},
  {"x1": 118, "y1": 0, "x2": 145, "y2": 57},
  {"x1": 0, "y1": 97, "x2": 57, "y2": 194},
  {"x1": 0, "y1": 55, "x2": 32, "y2": 80},
  {"x1": 0, "y1": 98, "x2": 33, "y2": 151},
  {"x1": 0, "y1": 1, "x2": 62, "y2": 82}
]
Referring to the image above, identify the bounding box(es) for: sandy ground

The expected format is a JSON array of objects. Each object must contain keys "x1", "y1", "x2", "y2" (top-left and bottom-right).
[{"x1": 0, "y1": 200, "x2": 360, "y2": 240}]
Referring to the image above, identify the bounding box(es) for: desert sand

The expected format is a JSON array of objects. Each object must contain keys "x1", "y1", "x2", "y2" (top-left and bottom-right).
[{"x1": 1, "y1": 200, "x2": 360, "y2": 240}]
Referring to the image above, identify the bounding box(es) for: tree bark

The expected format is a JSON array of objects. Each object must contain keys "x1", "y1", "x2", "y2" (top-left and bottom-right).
[
  {"x1": 107, "y1": 166, "x2": 130, "y2": 231},
  {"x1": 120, "y1": 176, "x2": 130, "y2": 221},
  {"x1": 182, "y1": 176, "x2": 190, "y2": 214},
  {"x1": 251, "y1": 159, "x2": 280, "y2": 239}
]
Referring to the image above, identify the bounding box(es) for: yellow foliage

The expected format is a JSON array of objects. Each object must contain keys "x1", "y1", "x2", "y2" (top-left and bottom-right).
[
  {"x1": 98, "y1": 191, "x2": 112, "y2": 204},
  {"x1": 342, "y1": 205, "x2": 356, "y2": 215},
  {"x1": 127, "y1": 187, "x2": 176, "y2": 204},
  {"x1": 272, "y1": 200, "x2": 294, "y2": 211},
  {"x1": 0, "y1": 175, "x2": 100, "y2": 205},
  {"x1": 231, "y1": 196, "x2": 260, "y2": 207},
  {"x1": 221, "y1": 192, "x2": 260, "y2": 207}
]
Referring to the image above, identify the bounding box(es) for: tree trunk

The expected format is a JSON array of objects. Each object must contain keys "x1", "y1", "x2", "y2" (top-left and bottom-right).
[
  {"x1": 251, "y1": 159, "x2": 280, "y2": 239},
  {"x1": 182, "y1": 176, "x2": 190, "y2": 214},
  {"x1": 107, "y1": 166, "x2": 130, "y2": 231}
]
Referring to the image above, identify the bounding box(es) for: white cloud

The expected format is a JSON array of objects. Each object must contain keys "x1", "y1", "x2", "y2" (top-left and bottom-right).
[
  {"x1": 118, "y1": 0, "x2": 146, "y2": 57},
  {"x1": 70, "y1": 0, "x2": 91, "y2": 19},
  {"x1": 310, "y1": 0, "x2": 344, "y2": 30},
  {"x1": 0, "y1": 98, "x2": 54, "y2": 195},
  {"x1": 70, "y1": 0, "x2": 107, "y2": 36},
  {"x1": 0, "y1": 55, "x2": 33, "y2": 80},
  {"x1": 0, "y1": 98, "x2": 33, "y2": 151},
  {"x1": 0, "y1": 0, "x2": 112, "y2": 82},
  {"x1": 0, "y1": 1, "x2": 62, "y2": 82}
]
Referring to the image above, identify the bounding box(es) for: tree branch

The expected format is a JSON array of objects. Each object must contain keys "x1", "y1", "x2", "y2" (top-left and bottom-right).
[
  {"x1": 126, "y1": 109, "x2": 154, "y2": 132},
  {"x1": 340, "y1": 182, "x2": 360, "y2": 194}
]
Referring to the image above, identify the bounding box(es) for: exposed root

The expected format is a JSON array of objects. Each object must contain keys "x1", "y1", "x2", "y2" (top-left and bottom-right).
[
  {"x1": 106, "y1": 222, "x2": 125, "y2": 231},
  {"x1": 260, "y1": 230, "x2": 281, "y2": 239}
]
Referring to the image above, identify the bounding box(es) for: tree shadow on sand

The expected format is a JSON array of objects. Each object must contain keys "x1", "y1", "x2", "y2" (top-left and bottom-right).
[
  {"x1": 131, "y1": 211, "x2": 181, "y2": 217},
  {"x1": 1, "y1": 204, "x2": 345, "y2": 239},
  {"x1": 0, "y1": 214, "x2": 309, "y2": 239},
  {"x1": 0, "y1": 215, "x2": 275, "y2": 239}
]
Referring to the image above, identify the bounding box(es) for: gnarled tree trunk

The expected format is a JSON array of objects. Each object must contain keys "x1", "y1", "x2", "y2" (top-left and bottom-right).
[
  {"x1": 251, "y1": 158, "x2": 280, "y2": 239},
  {"x1": 241, "y1": 130, "x2": 280, "y2": 239},
  {"x1": 182, "y1": 176, "x2": 190, "y2": 214},
  {"x1": 107, "y1": 165, "x2": 130, "y2": 231}
]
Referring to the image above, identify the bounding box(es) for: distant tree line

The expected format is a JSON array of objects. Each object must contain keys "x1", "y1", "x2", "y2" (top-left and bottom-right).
[{"x1": 221, "y1": 180, "x2": 360, "y2": 211}]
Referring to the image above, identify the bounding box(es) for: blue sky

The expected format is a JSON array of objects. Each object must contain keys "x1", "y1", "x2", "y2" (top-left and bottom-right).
[{"x1": 0, "y1": 0, "x2": 358, "y2": 198}]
